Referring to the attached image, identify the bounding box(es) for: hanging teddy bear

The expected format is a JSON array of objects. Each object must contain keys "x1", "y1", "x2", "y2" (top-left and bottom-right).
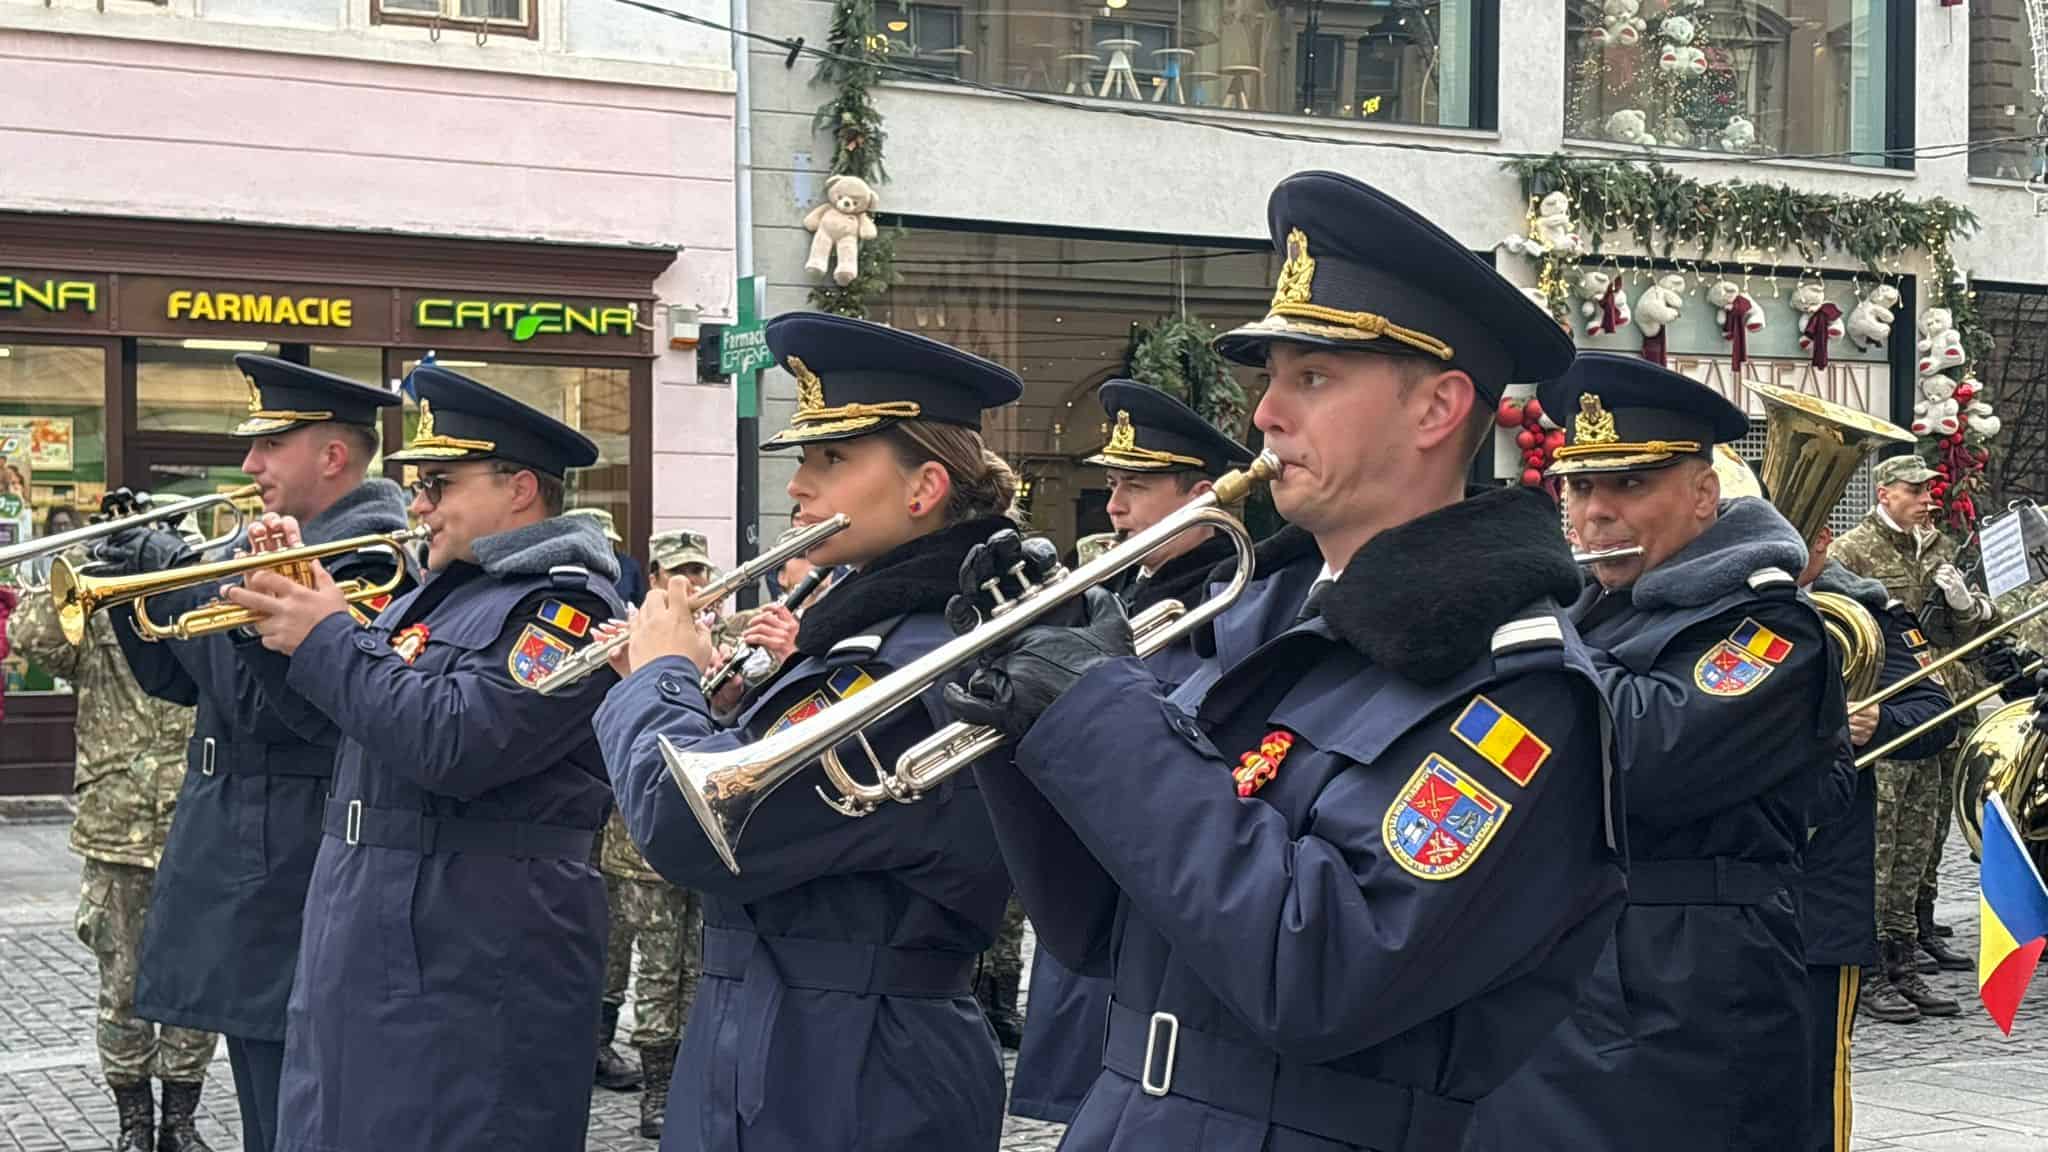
[
  {"x1": 1958, "y1": 375, "x2": 2002, "y2": 438},
  {"x1": 1844, "y1": 284, "x2": 1901, "y2": 351},
  {"x1": 1657, "y1": 15, "x2": 1706, "y2": 76},
  {"x1": 802, "y1": 174, "x2": 881, "y2": 288},
  {"x1": 1915, "y1": 307, "x2": 1968, "y2": 377},
  {"x1": 1913, "y1": 372, "x2": 1961, "y2": 438},
  {"x1": 1790, "y1": 281, "x2": 1845, "y2": 368},
  {"x1": 1575, "y1": 268, "x2": 1632, "y2": 336},
  {"x1": 1717, "y1": 116, "x2": 1757, "y2": 152},
  {"x1": 1588, "y1": 0, "x2": 1646, "y2": 46},
  {"x1": 1706, "y1": 279, "x2": 1764, "y2": 373},
  {"x1": 1634, "y1": 272, "x2": 1685, "y2": 366},
  {"x1": 1605, "y1": 109, "x2": 1657, "y2": 147},
  {"x1": 1503, "y1": 191, "x2": 1584, "y2": 259}
]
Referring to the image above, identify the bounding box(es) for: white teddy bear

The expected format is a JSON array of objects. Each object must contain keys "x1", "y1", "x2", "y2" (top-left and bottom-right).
[
  {"x1": 1916, "y1": 307, "x2": 1968, "y2": 376},
  {"x1": 1589, "y1": 0, "x2": 1646, "y2": 46},
  {"x1": 1706, "y1": 279, "x2": 1765, "y2": 333},
  {"x1": 1634, "y1": 273, "x2": 1686, "y2": 338},
  {"x1": 1790, "y1": 281, "x2": 1844, "y2": 352},
  {"x1": 1576, "y1": 269, "x2": 1633, "y2": 336},
  {"x1": 1605, "y1": 109, "x2": 1657, "y2": 147},
  {"x1": 1914, "y1": 373, "x2": 1961, "y2": 437},
  {"x1": 1969, "y1": 400, "x2": 2003, "y2": 439},
  {"x1": 1845, "y1": 284, "x2": 1901, "y2": 350},
  {"x1": 1659, "y1": 45, "x2": 1707, "y2": 76},
  {"x1": 1717, "y1": 116, "x2": 1757, "y2": 152},
  {"x1": 802, "y1": 174, "x2": 881, "y2": 287},
  {"x1": 1660, "y1": 15, "x2": 1696, "y2": 42},
  {"x1": 1503, "y1": 191, "x2": 1584, "y2": 259}
]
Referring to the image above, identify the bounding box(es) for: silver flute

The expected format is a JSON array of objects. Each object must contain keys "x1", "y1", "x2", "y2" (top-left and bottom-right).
[
  {"x1": 534, "y1": 514, "x2": 850, "y2": 696},
  {"x1": 699, "y1": 565, "x2": 832, "y2": 698},
  {"x1": 1572, "y1": 545, "x2": 1645, "y2": 564}
]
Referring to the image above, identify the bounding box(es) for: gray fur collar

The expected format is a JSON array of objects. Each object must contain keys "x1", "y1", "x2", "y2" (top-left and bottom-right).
[
  {"x1": 472, "y1": 515, "x2": 621, "y2": 581},
  {"x1": 1628, "y1": 497, "x2": 1808, "y2": 611},
  {"x1": 1812, "y1": 559, "x2": 1891, "y2": 614},
  {"x1": 304, "y1": 478, "x2": 408, "y2": 547}
]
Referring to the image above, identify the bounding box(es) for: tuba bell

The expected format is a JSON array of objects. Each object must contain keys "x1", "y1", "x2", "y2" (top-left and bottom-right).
[
  {"x1": 1737, "y1": 382, "x2": 1916, "y2": 700},
  {"x1": 1955, "y1": 699, "x2": 2048, "y2": 873}
]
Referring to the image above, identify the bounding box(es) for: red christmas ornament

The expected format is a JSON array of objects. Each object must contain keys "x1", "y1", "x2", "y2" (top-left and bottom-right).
[
  {"x1": 1521, "y1": 468, "x2": 1544, "y2": 486},
  {"x1": 1516, "y1": 429, "x2": 1538, "y2": 450},
  {"x1": 1496, "y1": 399, "x2": 1523, "y2": 428},
  {"x1": 1521, "y1": 398, "x2": 1545, "y2": 425}
]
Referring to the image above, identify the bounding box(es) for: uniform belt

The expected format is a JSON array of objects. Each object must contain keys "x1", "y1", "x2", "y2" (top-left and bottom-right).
[
  {"x1": 188, "y1": 735, "x2": 335, "y2": 778},
  {"x1": 700, "y1": 925, "x2": 976, "y2": 997},
  {"x1": 321, "y1": 798, "x2": 594, "y2": 860},
  {"x1": 1101, "y1": 999, "x2": 1472, "y2": 1151},
  {"x1": 1626, "y1": 858, "x2": 1788, "y2": 906}
]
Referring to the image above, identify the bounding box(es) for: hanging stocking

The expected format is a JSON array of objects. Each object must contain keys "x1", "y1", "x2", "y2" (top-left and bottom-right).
[{"x1": 1801, "y1": 302, "x2": 1843, "y2": 369}]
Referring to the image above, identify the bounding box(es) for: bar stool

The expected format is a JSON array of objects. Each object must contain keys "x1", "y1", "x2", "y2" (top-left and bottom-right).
[
  {"x1": 1097, "y1": 38, "x2": 1144, "y2": 100},
  {"x1": 1220, "y1": 64, "x2": 1263, "y2": 110},
  {"x1": 1151, "y1": 48, "x2": 1195, "y2": 104},
  {"x1": 1058, "y1": 52, "x2": 1101, "y2": 95}
]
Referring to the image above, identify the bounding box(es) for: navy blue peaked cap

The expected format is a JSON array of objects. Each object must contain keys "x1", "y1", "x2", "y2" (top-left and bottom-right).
[
  {"x1": 1085, "y1": 380, "x2": 1253, "y2": 477},
  {"x1": 388, "y1": 364, "x2": 599, "y2": 476},
  {"x1": 231, "y1": 354, "x2": 398, "y2": 438},
  {"x1": 1539, "y1": 352, "x2": 1749, "y2": 476},
  {"x1": 761, "y1": 313, "x2": 1021, "y2": 450}
]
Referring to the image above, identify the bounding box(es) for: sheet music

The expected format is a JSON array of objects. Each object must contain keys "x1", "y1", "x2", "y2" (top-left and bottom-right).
[{"x1": 1981, "y1": 509, "x2": 2031, "y2": 600}]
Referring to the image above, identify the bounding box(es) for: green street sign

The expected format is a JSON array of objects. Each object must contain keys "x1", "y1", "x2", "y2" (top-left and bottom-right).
[{"x1": 721, "y1": 277, "x2": 773, "y2": 383}]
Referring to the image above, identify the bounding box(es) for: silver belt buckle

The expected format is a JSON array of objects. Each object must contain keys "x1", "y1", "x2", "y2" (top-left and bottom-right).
[
  {"x1": 201, "y1": 737, "x2": 216, "y2": 777},
  {"x1": 1141, "y1": 1010, "x2": 1179, "y2": 1097},
  {"x1": 345, "y1": 799, "x2": 363, "y2": 846}
]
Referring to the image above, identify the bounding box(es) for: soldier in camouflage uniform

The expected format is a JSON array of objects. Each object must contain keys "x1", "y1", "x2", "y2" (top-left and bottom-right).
[
  {"x1": 978, "y1": 895, "x2": 1027, "y2": 1050},
  {"x1": 1830, "y1": 456, "x2": 1991, "y2": 1021},
  {"x1": 8, "y1": 561, "x2": 219, "y2": 1152},
  {"x1": 594, "y1": 528, "x2": 713, "y2": 1139}
]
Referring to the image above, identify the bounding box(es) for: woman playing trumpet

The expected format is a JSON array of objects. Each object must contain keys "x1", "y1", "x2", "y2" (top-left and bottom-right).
[{"x1": 593, "y1": 313, "x2": 1020, "y2": 1152}]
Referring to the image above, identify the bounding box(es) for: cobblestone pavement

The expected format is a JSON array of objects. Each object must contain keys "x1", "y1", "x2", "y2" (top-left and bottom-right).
[{"x1": 2, "y1": 799, "x2": 2042, "y2": 1152}]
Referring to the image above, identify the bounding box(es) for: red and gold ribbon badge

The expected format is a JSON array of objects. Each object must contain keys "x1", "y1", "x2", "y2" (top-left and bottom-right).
[{"x1": 1234, "y1": 730, "x2": 1295, "y2": 797}]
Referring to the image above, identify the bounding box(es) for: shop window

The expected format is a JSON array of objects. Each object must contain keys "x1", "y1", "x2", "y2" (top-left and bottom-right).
[
  {"x1": 872, "y1": 226, "x2": 1277, "y2": 550},
  {"x1": 1564, "y1": 0, "x2": 1899, "y2": 165},
  {"x1": 373, "y1": 0, "x2": 538, "y2": 37},
  {"x1": 137, "y1": 342, "x2": 387, "y2": 438},
  {"x1": 890, "y1": 0, "x2": 1488, "y2": 127},
  {"x1": 397, "y1": 358, "x2": 631, "y2": 545},
  {"x1": 0, "y1": 342, "x2": 109, "y2": 696},
  {"x1": 1969, "y1": 0, "x2": 2044, "y2": 181}
]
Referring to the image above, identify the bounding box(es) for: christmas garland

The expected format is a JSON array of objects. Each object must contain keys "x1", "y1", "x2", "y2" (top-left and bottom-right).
[
  {"x1": 809, "y1": 0, "x2": 896, "y2": 317},
  {"x1": 1128, "y1": 314, "x2": 1250, "y2": 442},
  {"x1": 1505, "y1": 155, "x2": 1996, "y2": 532}
]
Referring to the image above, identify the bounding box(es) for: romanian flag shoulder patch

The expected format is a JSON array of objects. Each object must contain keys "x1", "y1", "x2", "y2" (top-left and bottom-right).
[
  {"x1": 1450, "y1": 695, "x2": 1550, "y2": 787},
  {"x1": 1729, "y1": 617, "x2": 1794, "y2": 664},
  {"x1": 538, "y1": 599, "x2": 592, "y2": 638}
]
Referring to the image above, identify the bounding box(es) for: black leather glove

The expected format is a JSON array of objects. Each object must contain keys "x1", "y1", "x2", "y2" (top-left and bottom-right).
[
  {"x1": 942, "y1": 586, "x2": 1134, "y2": 743},
  {"x1": 93, "y1": 525, "x2": 196, "y2": 576},
  {"x1": 1986, "y1": 639, "x2": 2044, "y2": 703},
  {"x1": 946, "y1": 528, "x2": 1070, "y2": 635}
]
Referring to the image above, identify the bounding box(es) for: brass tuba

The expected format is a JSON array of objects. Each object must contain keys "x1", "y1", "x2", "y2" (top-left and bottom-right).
[
  {"x1": 1740, "y1": 382, "x2": 1916, "y2": 700},
  {"x1": 1956, "y1": 699, "x2": 2048, "y2": 872}
]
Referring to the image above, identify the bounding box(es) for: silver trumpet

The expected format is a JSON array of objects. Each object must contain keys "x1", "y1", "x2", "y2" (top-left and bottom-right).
[
  {"x1": 657, "y1": 452, "x2": 1281, "y2": 873},
  {"x1": 534, "y1": 514, "x2": 851, "y2": 696},
  {"x1": 1572, "y1": 545, "x2": 1644, "y2": 565}
]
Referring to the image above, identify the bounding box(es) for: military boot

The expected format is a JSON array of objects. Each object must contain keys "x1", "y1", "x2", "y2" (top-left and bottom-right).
[
  {"x1": 1885, "y1": 936, "x2": 1960, "y2": 1017},
  {"x1": 156, "y1": 1081, "x2": 214, "y2": 1152},
  {"x1": 594, "y1": 1001, "x2": 643, "y2": 1092},
  {"x1": 1918, "y1": 902, "x2": 1972, "y2": 971},
  {"x1": 111, "y1": 1080, "x2": 154, "y2": 1152},
  {"x1": 1856, "y1": 963, "x2": 1920, "y2": 1024},
  {"x1": 637, "y1": 1042, "x2": 678, "y2": 1140},
  {"x1": 1921, "y1": 896, "x2": 1955, "y2": 936}
]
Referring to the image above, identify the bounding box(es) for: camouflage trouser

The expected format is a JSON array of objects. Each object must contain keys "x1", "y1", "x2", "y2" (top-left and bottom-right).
[
  {"x1": 1873, "y1": 755, "x2": 1946, "y2": 937},
  {"x1": 74, "y1": 859, "x2": 217, "y2": 1085},
  {"x1": 983, "y1": 895, "x2": 1026, "y2": 990},
  {"x1": 1917, "y1": 743, "x2": 1964, "y2": 903},
  {"x1": 603, "y1": 875, "x2": 703, "y2": 1047}
]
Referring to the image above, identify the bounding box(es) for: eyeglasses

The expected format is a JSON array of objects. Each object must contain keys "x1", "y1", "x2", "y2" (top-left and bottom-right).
[{"x1": 406, "y1": 466, "x2": 518, "y2": 508}]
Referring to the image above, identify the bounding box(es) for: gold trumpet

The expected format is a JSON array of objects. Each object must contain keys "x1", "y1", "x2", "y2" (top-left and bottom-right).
[
  {"x1": 658, "y1": 453, "x2": 1278, "y2": 873},
  {"x1": 49, "y1": 527, "x2": 426, "y2": 646},
  {"x1": 0, "y1": 485, "x2": 260, "y2": 593}
]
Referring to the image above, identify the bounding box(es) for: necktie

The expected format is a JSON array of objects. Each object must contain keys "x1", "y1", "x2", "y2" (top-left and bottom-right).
[{"x1": 1296, "y1": 579, "x2": 1333, "y2": 625}]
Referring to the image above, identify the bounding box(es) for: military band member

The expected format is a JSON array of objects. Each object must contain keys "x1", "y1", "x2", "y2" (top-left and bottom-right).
[
  {"x1": 595, "y1": 313, "x2": 1019, "y2": 1151},
  {"x1": 10, "y1": 560, "x2": 217, "y2": 1152},
  {"x1": 104, "y1": 356, "x2": 407, "y2": 1152},
  {"x1": 1831, "y1": 456, "x2": 1985, "y2": 981},
  {"x1": 948, "y1": 171, "x2": 1622, "y2": 1152},
  {"x1": 1007, "y1": 378, "x2": 1253, "y2": 1125},
  {"x1": 220, "y1": 366, "x2": 623, "y2": 1152},
  {"x1": 1796, "y1": 532, "x2": 1955, "y2": 1150},
  {"x1": 1468, "y1": 354, "x2": 1844, "y2": 1150}
]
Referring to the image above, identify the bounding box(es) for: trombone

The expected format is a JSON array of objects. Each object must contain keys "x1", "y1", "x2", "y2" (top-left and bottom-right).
[
  {"x1": 0, "y1": 485, "x2": 260, "y2": 592},
  {"x1": 48, "y1": 526, "x2": 426, "y2": 646},
  {"x1": 658, "y1": 452, "x2": 1280, "y2": 873},
  {"x1": 534, "y1": 513, "x2": 851, "y2": 696}
]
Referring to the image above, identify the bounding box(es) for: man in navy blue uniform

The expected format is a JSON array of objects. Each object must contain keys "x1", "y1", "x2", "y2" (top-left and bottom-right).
[
  {"x1": 1799, "y1": 530, "x2": 1954, "y2": 1151},
  {"x1": 946, "y1": 171, "x2": 1626, "y2": 1152},
  {"x1": 104, "y1": 356, "x2": 407, "y2": 1152},
  {"x1": 221, "y1": 366, "x2": 623, "y2": 1152},
  {"x1": 1465, "y1": 353, "x2": 1846, "y2": 1150},
  {"x1": 1008, "y1": 378, "x2": 1254, "y2": 1126}
]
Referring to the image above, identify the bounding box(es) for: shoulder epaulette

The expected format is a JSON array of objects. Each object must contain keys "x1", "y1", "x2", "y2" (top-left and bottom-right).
[
  {"x1": 1491, "y1": 611, "x2": 1564, "y2": 657},
  {"x1": 1747, "y1": 567, "x2": 1795, "y2": 591},
  {"x1": 548, "y1": 565, "x2": 592, "y2": 590}
]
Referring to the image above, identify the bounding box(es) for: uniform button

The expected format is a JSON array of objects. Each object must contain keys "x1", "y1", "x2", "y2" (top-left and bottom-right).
[
  {"x1": 658, "y1": 674, "x2": 683, "y2": 696},
  {"x1": 354, "y1": 634, "x2": 378, "y2": 654}
]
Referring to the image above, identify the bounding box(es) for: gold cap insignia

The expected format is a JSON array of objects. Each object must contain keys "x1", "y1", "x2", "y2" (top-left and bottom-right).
[
  {"x1": 245, "y1": 376, "x2": 264, "y2": 414},
  {"x1": 417, "y1": 398, "x2": 437, "y2": 440},
  {"x1": 1106, "y1": 410, "x2": 1137, "y2": 453},
  {"x1": 1271, "y1": 228, "x2": 1316, "y2": 311},
  {"x1": 1575, "y1": 394, "x2": 1618, "y2": 445},
  {"x1": 790, "y1": 356, "x2": 826, "y2": 415}
]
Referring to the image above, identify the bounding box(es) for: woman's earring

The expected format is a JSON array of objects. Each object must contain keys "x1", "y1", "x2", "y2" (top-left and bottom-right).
[{"x1": 909, "y1": 500, "x2": 923, "y2": 515}]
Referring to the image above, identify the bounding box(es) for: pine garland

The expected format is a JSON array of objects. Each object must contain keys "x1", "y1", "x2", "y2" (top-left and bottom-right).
[
  {"x1": 809, "y1": 0, "x2": 896, "y2": 317},
  {"x1": 1128, "y1": 314, "x2": 1249, "y2": 442}
]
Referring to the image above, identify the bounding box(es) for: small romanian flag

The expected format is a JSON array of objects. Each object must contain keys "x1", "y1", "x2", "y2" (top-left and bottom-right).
[
  {"x1": 1978, "y1": 794, "x2": 2048, "y2": 1034},
  {"x1": 537, "y1": 599, "x2": 591, "y2": 638},
  {"x1": 1451, "y1": 696, "x2": 1550, "y2": 786},
  {"x1": 1730, "y1": 617, "x2": 1793, "y2": 663}
]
